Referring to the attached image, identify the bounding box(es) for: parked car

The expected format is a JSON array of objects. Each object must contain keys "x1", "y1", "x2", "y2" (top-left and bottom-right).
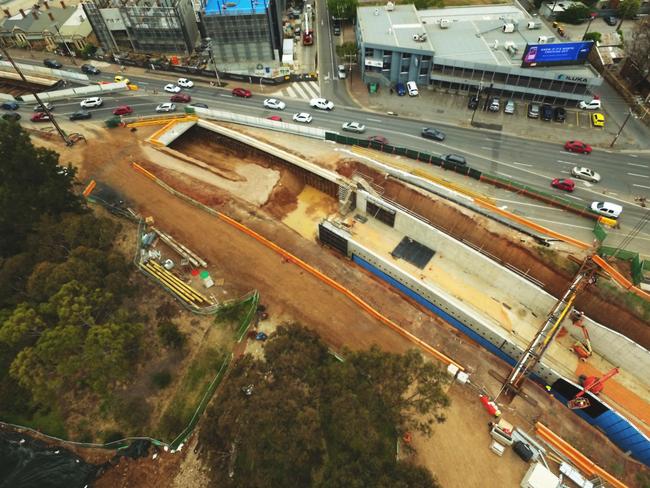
[
  {"x1": 406, "y1": 81, "x2": 419, "y2": 96},
  {"x1": 604, "y1": 15, "x2": 618, "y2": 26},
  {"x1": 33, "y1": 102, "x2": 54, "y2": 112},
  {"x1": 232, "y1": 87, "x2": 252, "y2": 98},
  {"x1": 292, "y1": 112, "x2": 313, "y2": 123},
  {"x1": 468, "y1": 95, "x2": 480, "y2": 110},
  {"x1": 69, "y1": 111, "x2": 91, "y2": 121},
  {"x1": 421, "y1": 127, "x2": 446, "y2": 141},
  {"x1": 1, "y1": 101, "x2": 19, "y2": 110},
  {"x1": 31, "y1": 112, "x2": 51, "y2": 122},
  {"x1": 565, "y1": 140, "x2": 592, "y2": 154},
  {"x1": 333, "y1": 19, "x2": 341, "y2": 36},
  {"x1": 309, "y1": 97, "x2": 334, "y2": 110},
  {"x1": 80, "y1": 97, "x2": 103, "y2": 108},
  {"x1": 43, "y1": 58, "x2": 62, "y2": 69},
  {"x1": 164, "y1": 83, "x2": 181, "y2": 93},
  {"x1": 156, "y1": 102, "x2": 176, "y2": 113},
  {"x1": 442, "y1": 154, "x2": 467, "y2": 166},
  {"x1": 592, "y1": 112, "x2": 605, "y2": 127},
  {"x1": 590, "y1": 201, "x2": 622, "y2": 219},
  {"x1": 342, "y1": 121, "x2": 366, "y2": 133},
  {"x1": 527, "y1": 103, "x2": 540, "y2": 119},
  {"x1": 189, "y1": 102, "x2": 208, "y2": 108},
  {"x1": 541, "y1": 104, "x2": 553, "y2": 121},
  {"x1": 112, "y1": 105, "x2": 133, "y2": 116},
  {"x1": 551, "y1": 178, "x2": 575, "y2": 192},
  {"x1": 571, "y1": 166, "x2": 600, "y2": 182},
  {"x1": 170, "y1": 93, "x2": 191, "y2": 103},
  {"x1": 263, "y1": 98, "x2": 286, "y2": 110},
  {"x1": 488, "y1": 97, "x2": 500, "y2": 112},
  {"x1": 579, "y1": 98, "x2": 601, "y2": 110},
  {"x1": 81, "y1": 63, "x2": 100, "y2": 75},
  {"x1": 267, "y1": 115, "x2": 282, "y2": 121},
  {"x1": 338, "y1": 65, "x2": 347, "y2": 79},
  {"x1": 2, "y1": 112, "x2": 21, "y2": 121},
  {"x1": 554, "y1": 106, "x2": 566, "y2": 122},
  {"x1": 368, "y1": 135, "x2": 388, "y2": 144},
  {"x1": 395, "y1": 83, "x2": 407, "y2": 96},
  {"x1": 114, "y1": 75, "x2": 130, "y2": 84},
  {"x1": 504, "y1": 99, "x2": 515, "y2": 114},
  {"x1": 177, "y1": 78, "x2": 194, "y2": 88}
]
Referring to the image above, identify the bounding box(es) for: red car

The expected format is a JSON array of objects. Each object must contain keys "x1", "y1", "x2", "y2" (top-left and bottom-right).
[
  {"x1": 30, "y1": 112, "x2": 51, "y2": 122},
  {"x1": 232, "y1": 87, "x2": 252, "y2": 98},
  {"x1": 551, "y1": 178, "x2": 576, "y2": 192},
  {"x1": 112, "y1": 105, "x2": 133, "y2": 116},
  {"x1": 267, "y1": 115, "x2": 282, "y2": 121},
  {"x1": 171, "y1": 93, "x2": 191, "y2": 103},
  {"x1": 368, "y1": 135, "x2": 388, "y2": 144},
  {"x1": 564, "y1": 140, "x2": 592, "y2": 154}
]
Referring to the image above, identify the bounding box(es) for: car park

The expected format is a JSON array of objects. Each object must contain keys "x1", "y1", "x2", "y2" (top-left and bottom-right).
[
  {"x1": 342, "y1": 121, "x2": 366, "y2": 133},
  {"x1": 541, "y1": 104, "x2": 553, "y2": 121},
  {"x1": 604, "y1": 15, "x2": 618, "y2": 26},
  {"x1": 395, "y1": 83, "x2": 406, "y2": 96},
  {"x1": 264, "y1": 98, "x2": 286, "y2": 110},
  {"x1": 1, "y1": 101, "x2": 19, "y2": 110},
  {"x1": 69, "y1": 111, "x2": 91, "y2": 121},
  {"x1": 551, "y1": 178, "x2": 575, "y2": 192},
  {"x1": 80, "y1": 97, "x2": 103, "y2": 108},
  {"x1": 309, "y1": 98, "x2": 334, "y2": 110},
  {"x1": 488, "y1": 97, "x2": 500, "y2": 112},
  {"x1": 189, "y1": 102, "x2": 208, "y2": 108},
  {"x1": 33, "y1": 102, "x2": 54, "y2": 112},
  {"x1": 170, "y1": 93, "x2": 191, "y2": 103},
  {"x1": 406, "y1": 81, "x2": 419, "y2": 96},
  {"x1": 338, "y1": 65, "x2": 347, "y2": 79},
  {"x1": 565, "y1": 140, "x2": 592, "y2": 154},
  {"x1": 177, "y1": 78, "x2": 194, "y2": 88},
  {"x1": 114, "y1": 75, "x2": 130, "y2": 84},
  {"x1": 527, "y1": 103, "x2": 540, "y2": 119},
  {"x1": 81, "y1": 64, "x2": 100, "y2": 75},
  {"x1": 421, "y1": 127, "x2": 445, "y2": 141},
  {"x1": 164, "y1": 83, "x2": 181, "y2": 93},
  {"x1": 554, "y1": 106, "x2": 566, "y2": 122},
  {"x1": 368, "y1": 135, "x2": 388, "y2": 144},
  {"x1": 267, "y1": 115, "x2": 282, "y2": 121},
  {"x1": 571, "y1": 166, "x2": 600, "y2": 182},
  {"x1": 2, "y1": 112, "x2": 21, "y2": 121},
  {"x1": 232, "y1": 87, "x2": 252, "y2": 98},
  {"x1": 504, "y1": 99, "x2": 515, "y2": 114},
  {"x1": 443, "y1": 154, "x2": 466, "y2": 166},
  {"x1": 31, "y1": 112, "x2": 51, "y2": 122},
  {"x1": 43, "y1": 59, "x2": 62, "y2": 69},
  {"x1": 579, "y1": 98, "x2": 601, "y2": 110},
  {"x1": 468, "y1": 95, "x2": 480, "y2": 110},
  {"x1": 590, "y1": 201, "x2": 622, "y2": 218},
  {"x1": 333, "y1": 19, "x2": 341, "y2": 35},
  {"x1": 292, "y1": 112, "x2": 313, "y2": 123},
  {"x1": 156, "y1": 102, "x2": 176, "y2": 113},
  {"x1": 592, "y1": 112, "x2": 605, "y2": 127},
  {"x1": 112, "y1": 105, "x2": 133, "y2": 116}
]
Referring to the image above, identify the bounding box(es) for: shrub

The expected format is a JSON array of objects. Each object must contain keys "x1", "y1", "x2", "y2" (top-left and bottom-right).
[
  {"x1": 157, "y1": 321, "x2": 186, "y2": 349},
  {"x1": 151, "y1": 370, "x2": 172, "y2": 389},
  {"x1": 103, "y1": 430, "x2": 125, "y2": 444}
]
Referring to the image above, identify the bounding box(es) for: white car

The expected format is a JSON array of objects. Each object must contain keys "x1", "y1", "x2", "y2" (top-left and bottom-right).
[
  {"x1": 579, "y1": 98, "x2": 601, "y2": 110},
  {"x1": 309, "y1": 98, "x2": 334, "y2": 110},
  {"x1": 293, "y1": 112, "x2": 313, "y2": 123},
  {"x1": 571, "y1": 166, "x2": 601, "y2": 183},
  {"x1": 156, "y1": 102, "x2": 176, "y2": 113},
  {"x1": 338, "y1": 65, "x2": 346, "y2": 79},
  {"x1": 164, "y1": 83, "x2": 181, "y2": 93},
  {"x1": 406, "y1": 81, "x2": 419, "y2": 96},
  {"x1": 177, "y1": 78, "x2": 194, "y2": 88},
  {"x1": 590, "y1": 201, "x2": 622, "y2": 219},
  {"x1": 342, "y1": 121, "x2": 366, "y2": 133},
  {"x1": 263, "y1": 98, "x2": 286, "y2": 110},
  {"x1": 80, "y1": 97, "x2": 103, "y2": 108}
]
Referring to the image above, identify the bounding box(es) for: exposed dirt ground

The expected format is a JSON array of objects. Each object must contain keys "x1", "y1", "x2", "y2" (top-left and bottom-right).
[{"x1": 28, "y1": 125, "x2": 647, "y2": 487}]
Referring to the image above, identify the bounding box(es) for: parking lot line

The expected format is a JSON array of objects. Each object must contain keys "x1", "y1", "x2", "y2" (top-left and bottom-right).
[
  {"x1": 633, "y1": 184, "x2": 650, "y2": 189},
  {"x1": 627, "y1": 173, "x2": 649, "y2": 178}
]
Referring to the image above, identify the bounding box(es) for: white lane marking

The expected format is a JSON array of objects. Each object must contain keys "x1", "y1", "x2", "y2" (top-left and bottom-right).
[
  {"x1": 367, "y1": 118, "x2": 382, "y2": 122},
  {"x1": 565, "y1": 195, "x2": 583, "y2": 201},
  {"x1": 513, "y1": 162, "x2": 532, "y2": 167},
  {"x1": 633, "y1": 184, "x2": 650, "y2": 189},
  {"x1": 496, "y1": 171, "x2": 512, "y2": 178},
  {"x1": 219, "y1": 94, "x2": 231, "y2": 97},
  {"x1": 628, "y1": 162, "x2": 649, "y2": 168},
  {"x1": 630, "y1": 154, "x2": 639, "y2": 158},
  {"x1": 627, "y1": 173, "x2": 649, "y2": 178},
  {"x1": 556, "y1": 160, "x2": 575, "y2": 165},
  {"x1": 481, "y1": 146, "x2": 492, "y2": 150},
  {"x1": 493, "y1": 198, "x2": 565, "y2": 211}
]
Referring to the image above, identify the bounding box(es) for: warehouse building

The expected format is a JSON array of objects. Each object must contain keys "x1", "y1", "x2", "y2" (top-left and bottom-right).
[{"x1": 356, "y1": 3, "x2": 603, "y2": 104}]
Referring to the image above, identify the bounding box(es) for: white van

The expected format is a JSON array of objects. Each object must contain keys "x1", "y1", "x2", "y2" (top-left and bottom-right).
[
  {"x1": 579, "y1": 98, "x2": 601, "y2": 110},
  {"x1": 590, "y1": 201, "x2": 622, "y2": 219},
  {"x1": 406, "y1": 81, "x2": 419, "y2": 96}
]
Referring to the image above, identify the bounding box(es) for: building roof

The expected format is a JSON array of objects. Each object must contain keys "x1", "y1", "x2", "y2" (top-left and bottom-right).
[
  {"x1": 1, "y1": 6, "x2": 78, "y2": 38},
  {"x1": 356, "y1": 4, "x2": 434, "y2": 52}
]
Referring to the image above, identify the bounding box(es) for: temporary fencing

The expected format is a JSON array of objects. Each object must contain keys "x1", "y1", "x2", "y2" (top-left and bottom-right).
[{"x1": 598, "y1": 246, "x2": 647, "y2": 286}]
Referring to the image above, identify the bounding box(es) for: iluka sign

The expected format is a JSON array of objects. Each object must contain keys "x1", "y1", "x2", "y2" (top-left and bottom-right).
[
  {"x1": 364, "y1": 58, "x2": 384, "y2": 68},
  {"x1": 556, "y1": 73, "x2": 589, "y2": 83}
]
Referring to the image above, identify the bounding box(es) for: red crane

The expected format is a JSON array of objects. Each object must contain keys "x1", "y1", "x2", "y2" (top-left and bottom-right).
[{"x1": 568, "y1": 367, "x2": 619, "y2": 409}]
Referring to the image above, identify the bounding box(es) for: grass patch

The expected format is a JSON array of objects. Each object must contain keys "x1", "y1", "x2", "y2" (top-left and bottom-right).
[
  {"x1": 598, "y1": 281, "x2": 650, "y2": 322},
  {"x1": 214, "y1": 291, "x2": 259, "y2": 340}
]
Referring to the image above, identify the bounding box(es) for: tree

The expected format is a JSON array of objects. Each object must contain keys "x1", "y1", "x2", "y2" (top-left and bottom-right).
[
  {"x1": 556, "y1": 4, "x2": 592, "y2": 25},
  {"x1": 583, "y1": 31, "x2": 602, "y2": 43},
  {"x1": 327, "y1": 0, "x2": 358, "y2": 20},
  {"x1": 157, "y1": 321, "x2": 186, "y2": 349},
  {"x1": 413, "y1": 0, "x2": 444, "y2": 9},
  {"x1": 80, "y1": 43, "x2": 97, "y2": 58},
  {"x1": 617, "y1": 0, "x2": 640, "y2": 29},
  {"x1": 0, "y1": 303, "x2": 47, "y2": 348},
  {"x1": 625, "y1": 18, "x2": 650, "y2": 87},
  {"x1": 0, "y1": 123, "x2": 83, "y2": 257}
]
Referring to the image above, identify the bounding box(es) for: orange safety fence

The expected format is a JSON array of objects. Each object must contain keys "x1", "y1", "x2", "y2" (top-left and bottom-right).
[
  {"x1": 130, "y1": 163, "x2": 464, "y2": 371},
  {"x1": 592, "y1": 255, "x2": 650, "y2": 302},
  {"x1": 475, "y1": 198, "x2": 592, "y2": 250},
  {"x1": 535, "y1": 422, "x2": 628, "y2": 488},
  {"x1": 82, "y1": 179, "x2": 96, "y2": 197}
]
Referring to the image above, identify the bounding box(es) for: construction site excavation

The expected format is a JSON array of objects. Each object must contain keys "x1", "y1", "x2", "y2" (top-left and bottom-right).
[{"x1": 68, "y1": 110, "x2": 650, "y2": 487}]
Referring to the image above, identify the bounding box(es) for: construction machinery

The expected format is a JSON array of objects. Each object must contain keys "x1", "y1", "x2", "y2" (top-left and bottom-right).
[
  {"x1": 302, "y1": 11, "x2": 313, "y2": 46},
  {"x1": 569, "y1": 310, "x2": 592, "y2": 361},
  {"x1": 568, "y1": 367, "x2": 620, "y2": 409}
]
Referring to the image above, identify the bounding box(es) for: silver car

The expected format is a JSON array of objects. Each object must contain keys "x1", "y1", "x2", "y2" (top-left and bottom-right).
[
  {"x1": 504, "y1": 99, "x2": 515, "y2": 114},
  {"x1": 342, "y1": 121, "x2": 366, "y2": 133}
]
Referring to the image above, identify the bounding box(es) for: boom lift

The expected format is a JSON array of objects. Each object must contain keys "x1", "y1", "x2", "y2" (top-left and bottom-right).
[{"x1": 568, "y1": 367, "x2": 620, "y2": 409}]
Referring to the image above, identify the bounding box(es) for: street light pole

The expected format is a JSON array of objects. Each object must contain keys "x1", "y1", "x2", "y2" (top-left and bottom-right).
[
  {"x1": 609, "y1": 108, "x2": 633, "y2": 147},
  {"x1": 204, "y1": 37, "x2": 220, "y2": 87},
  {"x1": 583, "y1": 13, "x2": 597, "y2": 39},
  {"x1": 53, "y1": 23, "x2": 76, "y2": 65}
]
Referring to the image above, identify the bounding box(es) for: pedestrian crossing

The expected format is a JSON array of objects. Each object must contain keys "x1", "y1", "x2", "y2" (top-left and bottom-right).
[{"x1": 273, "y1": 81, "x2": 321, "y2": 101}]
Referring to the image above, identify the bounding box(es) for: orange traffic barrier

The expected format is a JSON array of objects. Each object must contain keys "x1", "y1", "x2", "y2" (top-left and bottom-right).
[
  {"x1": 82, "y1": 179, "x2": 96, "y2": 197},
  {"x1": 132, "y1": 162, "x2": 158, "y2": 181},
  {"x1": 535, "y1": 422, "x2": 628, "y2": 488},
  {"x1": 475, "y1": 198, "x2": 591, "y2": 250},
  {"x1": 592, "y1": 255, "x2": 650, "y2": 302}
]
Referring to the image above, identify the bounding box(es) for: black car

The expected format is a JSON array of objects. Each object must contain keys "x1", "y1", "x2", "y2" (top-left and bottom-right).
[
  {"x1": 1, "y1": 101, "x2": 19, "y2": 110},
  {"x1": 33, "y1": 103, "x2": 54, "y2": 112},
  {"x1": 541, "y1": 104, "x2": 553, "y2": 121},
  {"x1": 189, "y1": 103, "x2": 209, "y2": 108},
  {"x1": 604, "y1": 15, "x2": 618, "y2": 26},
  {"x1": 554, "y1": 106, "x2": 566, "y2": 122},
  {"x1": 333, "y1": 19, "x2": 341, "y2": 35},
  {"x1": 2, "y1": 112, "x2": 21, "y2": 121},
  {"x1": 69, "y1": 110, "x2": 91, "y2": 121},
  {"x1": 421, "y1": 127, "x2": 446, "y2": 141},
  {"x1": 468, "y1": 95, "x2": 480, "y2": 110},
  {"x1": 81, "y1": 63, "x2": 100, "y2": 75},
  {"x1": 43, "y1": 58, "x2": 62, "y2": 69}
]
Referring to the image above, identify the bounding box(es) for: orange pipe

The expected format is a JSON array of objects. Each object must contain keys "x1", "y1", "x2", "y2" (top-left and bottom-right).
[
  {"x1": 535, "y1": 422, "x2": 628, "y2": 488},
  {"x1": 82, "y1": 179, "x2": 96, "y2": 197},
  {"x1": 592, "y1": 255, "x2": 650, "y2": 301},
  {"x1": 131, "y1": 162, "x2": 158, "y2": 181}
]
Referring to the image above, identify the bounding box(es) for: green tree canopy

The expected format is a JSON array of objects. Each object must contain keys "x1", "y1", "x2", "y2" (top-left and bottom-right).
[
  {"x1": 327, "y1": 0, "x2": 358, "y2": 20},
  {"x1": 556, "y1": 4, "x2": 592, "y2": 24},
  {"x1": 618, "y1": 0, "x2": 640, "y2": 20}
]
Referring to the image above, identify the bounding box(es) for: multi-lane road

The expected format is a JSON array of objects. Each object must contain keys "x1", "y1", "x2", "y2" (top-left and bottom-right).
[{"x1": 5, "y1": 58, "x2": 650, "y2": 254}]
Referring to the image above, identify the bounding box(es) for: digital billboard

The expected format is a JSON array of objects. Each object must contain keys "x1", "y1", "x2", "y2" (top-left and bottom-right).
[{"x1": 521, "y1": 41, "x2": 594, "y2": 68}]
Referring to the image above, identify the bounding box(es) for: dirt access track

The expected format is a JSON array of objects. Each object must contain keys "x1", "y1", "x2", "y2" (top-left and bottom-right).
[{"x1": 34, "y1": 125, "x2": 646, "y2": 487}]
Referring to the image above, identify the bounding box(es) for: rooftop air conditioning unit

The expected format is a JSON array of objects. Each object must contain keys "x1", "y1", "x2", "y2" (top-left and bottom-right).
[
  {"x1": 537, "y1": 35, "x2": 548, "y2": 43},
  {"x1": 386, "y1": 1, "x2": 394, "y2": 11},
  {"x1": 412, "y1": 32, "x2": 427, "y2": 42},
  {"x1": 527, "y1": 21, "x2": 541, "y2": 29},
  {"x1": 439, "y1": 18, "x2": 450, "y2": 29},
  {"x1": 504, "y1": 40, "x2": 515, "y2": 49},
  {"x1": 502, "y1": 23, "x2": 515, "y2": 33},
  {"x1": 492, "y1": 40, "x2": 499, "y2": 49}
]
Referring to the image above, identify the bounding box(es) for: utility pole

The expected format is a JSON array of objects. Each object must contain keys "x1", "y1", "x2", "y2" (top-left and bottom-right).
[
  {"x1": 583, "y1": 12, "x2": 597, "y2": 40},
  {"x1": 204, "y1": 37, "x2": 221, "y2": 87},
  {"x1": 0, "y1": 45, "x2": 72, "y2": 146},
  {"x1": 610, "y1": 108, "x2": 634, "y2": 147},
  {"x1": 53, "y1": 23, "x2": 77, "y2": 66}
]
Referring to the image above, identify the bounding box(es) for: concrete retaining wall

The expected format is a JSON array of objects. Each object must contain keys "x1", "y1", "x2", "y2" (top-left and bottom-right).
[
  {"x1": 155, "y1": 120, "x2": 197, "y2": 146},
  {"x1": 20, "y1": 82, "x2": 128, "y2": 103},
  {"x1": 0, "y1": 62, "x2": 89, "y2": 82}
]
